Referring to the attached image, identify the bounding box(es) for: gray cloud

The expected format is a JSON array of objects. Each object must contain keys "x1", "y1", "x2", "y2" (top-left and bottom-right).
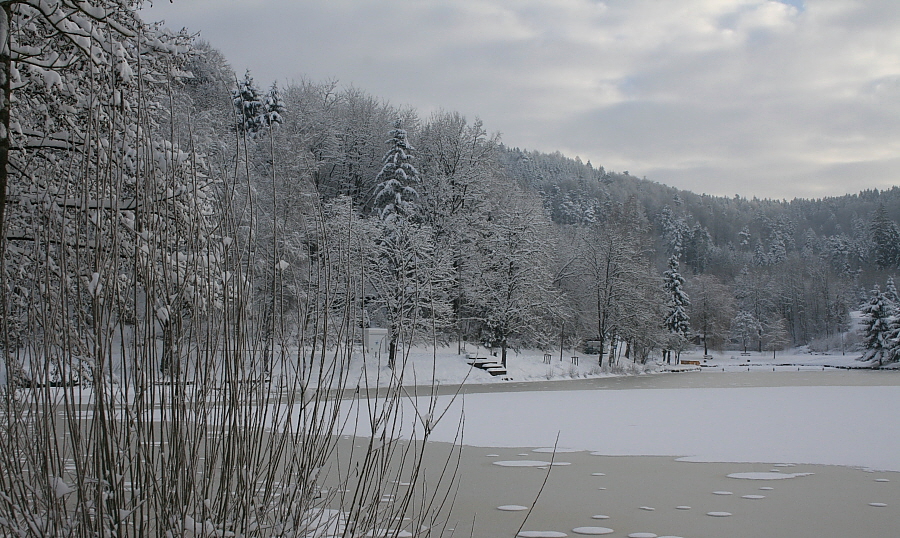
[{"x1": 142, "y1": 0, "x2": 900, "y2": 199}]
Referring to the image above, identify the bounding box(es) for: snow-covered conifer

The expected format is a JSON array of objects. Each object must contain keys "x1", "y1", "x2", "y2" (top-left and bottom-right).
[
  {"x1": 662, "y1": 255, "x2": 691, "y2": 363},
  {"x1": 860, "y1": 284, "x2": 894, "y2": 365},
  {"x1": 233, "y1": 70, "x2": 266, "y2": 137},
  {"x1": 263, "y1": 81, "x2": 286, "y2": 128},
  {"x1": 374, "y1": 120, "x2": 420, "y2": 221}
]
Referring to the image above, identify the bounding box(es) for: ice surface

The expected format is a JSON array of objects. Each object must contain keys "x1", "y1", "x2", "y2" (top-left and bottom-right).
[
  {"x1": 712, "y1": 491, "x2": 732, "y2": 495},
  {"x1": 639, "y1": 506, "x2": 655, "y2": 511},
  {"x1": 571, "y1": 527, "x2": 614, "y2": 535},
  {"x1": 741, "y1": 495, "x2": 765, "y2": 499},
  {"x1": 497, "y1": 505, "x2": 529, "y2": 511},
  {"x1": 875, "y1": 478, "x2": 890, "y2": 482},
  {"x1": 591, "y1": 515, "x2": 610, "y2": 519},
  {"x1": 591, "y1": 472, "x2": 606, "y2": 476},
  {"x1": 675, "y1": 506, "x2": 691, "y2": 510},
  {"x1": 533, "y1": 447, "x2": 582, "y2": 453},
  {"x1": 493, "y1": 460, "x2": 571, "y2": 467},
  {"x1": 707, "y1": 512, "x2": 732, "y2": 517},
  {"x1": 627, "y1": 533, "x2": 657, "y2": 538},
  {"x1": 868, "y1": 502, "x2": 887, "y2": 507},
  {"x1": 413, "y1": 385, "x2": 900, "y2": 472},
  {"x1": 517, "y1": 532, "x2": 568, "y2": 538},
  {"x1": 727, "y1": 472, "x2": 813, "y2": 480}
]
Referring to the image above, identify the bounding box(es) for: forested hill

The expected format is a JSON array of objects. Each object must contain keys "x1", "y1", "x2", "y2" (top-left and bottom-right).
[
  {"x1": 9, "y1": 23, "x2": 900, "y2": 374},
  {"x1": 500, "y1": 145, "x2": 900, "y2": 281},
  {"x1": 162, "y1": 39, "x2": 900, "y2": 356}
]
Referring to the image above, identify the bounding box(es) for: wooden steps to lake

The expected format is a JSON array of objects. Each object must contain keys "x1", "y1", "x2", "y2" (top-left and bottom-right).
[{"x1": 465, "y1": 355, "x2": 507, "y2": 376}]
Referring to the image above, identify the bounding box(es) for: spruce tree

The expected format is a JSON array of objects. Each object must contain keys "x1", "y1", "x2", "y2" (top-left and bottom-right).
[
  {"x1": 861, "y1": 284, "x2": 894, "y2": 365},
  {"x1": 374, "y1": 120, "x2": 420, "y2": 221},
  {"x1": 233, "y1": 70, "x2": 266, "y2": 138},
  {"x1": 870, "y1": 205, "x2": 900, "y2": 269},
  {"x1": 663, "y1": 255, "x2": 691, "y2": 363}
]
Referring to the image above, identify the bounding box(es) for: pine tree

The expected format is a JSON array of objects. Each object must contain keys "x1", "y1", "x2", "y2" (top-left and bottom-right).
[
  {"x1": 233, "y1": 70, "x2": 266, "y2": 138},
  {"x1": 263, "y1": 81, "x2": 286, "y2": 128},
  {"x1": 374, "y1": 120, "x2": 420, "y2": 221},
  {"x1": 870, "y1": 205, "x2": 900, "y2": 269},
  {"x1": 662, "y1": 255, "x2": 691, "y2": 363},
  {"x1": 885, "y1": 276, "x2": 900, "y2": 305},
  {"x1": 860, "y1": 284, "x2": 894, "y2": 365}
]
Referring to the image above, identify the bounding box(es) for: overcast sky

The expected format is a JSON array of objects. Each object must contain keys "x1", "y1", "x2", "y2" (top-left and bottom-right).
[{"x1": 141, "y1": 0, "x2": 900, "y2": 200}]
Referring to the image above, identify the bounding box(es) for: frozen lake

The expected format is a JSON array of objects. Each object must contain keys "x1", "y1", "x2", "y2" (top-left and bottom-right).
[
  {"x1": 368, "y1": 370, "x2": 900, "y2": 537},
  {"x1": 391, "y1": 369, "x2": 900, "y2": 471}
]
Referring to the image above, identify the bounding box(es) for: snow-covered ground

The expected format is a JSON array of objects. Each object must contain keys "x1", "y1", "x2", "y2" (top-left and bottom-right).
[{"x1": 348, "y1": 343, "x2": 883, "y2": 389}]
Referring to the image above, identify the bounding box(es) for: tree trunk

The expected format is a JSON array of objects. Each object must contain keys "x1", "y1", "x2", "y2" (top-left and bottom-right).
[
  {"x1": 501, "y1": 340, "x2": 508, "y2": 368},
  {"x1": 595, "y1": 333, "x2": 606, "y2": 366},
  {"x1": 388, "y1": 333, "x2": 398, "y2": 370},
  {"x1": 160, "y1": 320, "x2": 179, "y2": 377}
]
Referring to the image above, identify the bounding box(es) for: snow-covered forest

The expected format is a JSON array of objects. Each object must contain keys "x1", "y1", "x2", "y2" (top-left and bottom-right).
[{"x1": 1, "y1": 2, "x2": 899, "y2": 536}]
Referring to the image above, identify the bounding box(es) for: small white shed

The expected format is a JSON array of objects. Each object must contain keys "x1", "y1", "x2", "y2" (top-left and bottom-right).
[{"x1": 363, "y1": 328, "x2": 389, "y2": 354}]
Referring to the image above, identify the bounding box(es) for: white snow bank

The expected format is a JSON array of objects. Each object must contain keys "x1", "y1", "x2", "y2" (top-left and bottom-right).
[{"x1": 354, "y1": 385, "x2": 900, "y2": 471}]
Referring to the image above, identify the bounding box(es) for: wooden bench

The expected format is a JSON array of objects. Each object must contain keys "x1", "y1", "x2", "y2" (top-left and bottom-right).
[{"x1": 681, "y1": 359, "x2": 701, "y2": 366}]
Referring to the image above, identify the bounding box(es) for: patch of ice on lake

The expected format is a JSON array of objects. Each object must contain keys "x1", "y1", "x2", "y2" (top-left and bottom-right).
[
  {"x1": 516, "y1": 531, "x2": 568, "y2": 538},
  {"x1": 591, "y1": 515, "x2": 610, "y2": 520},
  {"x1": 494, "y1": 460, "x2": 571, "y2": 467},
  {"x1": 534, "y1": 447, "x2": 582, "y2": 453},
  {"x1": 518, "y1": 453, "x2": 530, "y2": 456},
  {"x1": 597, "y1": 487, "x2": 607, "y2": 490},
  {"x1": 497, "y1": 505, "x2": 529, "y2": 511},
  {"x1": 727, "y1": 472, "x2": 813, "y2": 480},
  {"x1": 627, "y1": 533, "x2": 657, "y2": 538},
  {"x1": 868, "y1": 502, "x2": 887, "y2": 507},
  {"x1": 712, "y1": 491, "x2": 732, "y2": 495},
  {"x1": 875, "y1": 478, "x2": 890, "y2": 482},
  {"x1": 759, "y1": 486, "x2": 774, "y2": 490},
  {"x1": 572, "y1": 527, "x2": 614, "y2": 535},
  {"x1": 772, "y1": 463, "x2": 795, "y2": 467},
  {"x1": 742, "y1": 495, "x2": 765, "y2": 499},
  {"x1": 675, "y1": 506, "x2": 691, "y2": 510},
  {"x1": 707, "y1": 512, "x2": 732, "y2": 517},
  {"x1": 486, "y1": 454, "x2": 500, "y2": 457},
  {"x1": 366, "y1": 530, "x2": 412, "y2": 538},
  {"x1": 591, "y1": 472, "x2": 606, "y2": 476},
  {"x1": 639, "y1": 506, "x2": 655, "y2": 511}
]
